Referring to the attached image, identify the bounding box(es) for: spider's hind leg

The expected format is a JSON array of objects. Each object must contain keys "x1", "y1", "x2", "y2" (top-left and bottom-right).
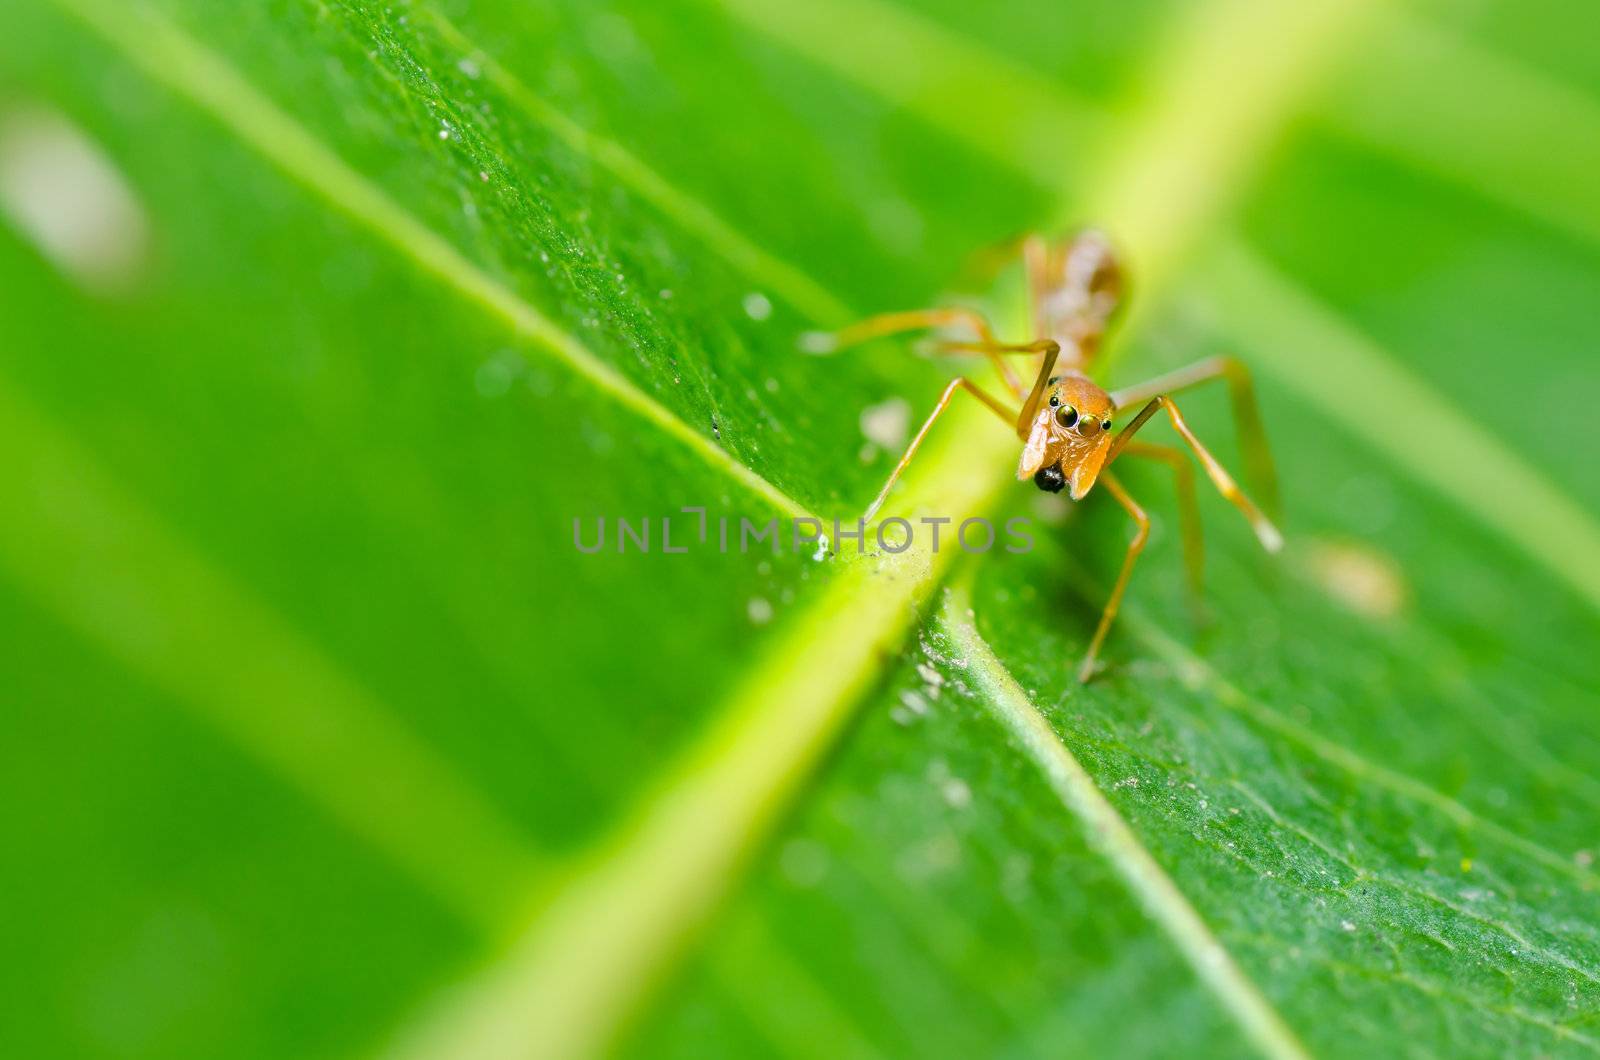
[{"x1": 805, "y1": 307, "x2": 1027, "y2": 397}]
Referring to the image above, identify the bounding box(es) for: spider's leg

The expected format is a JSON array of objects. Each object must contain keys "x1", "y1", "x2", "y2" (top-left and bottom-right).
[{"x1": 862, "y1": 377, "x2": 1017, "y2": 524}]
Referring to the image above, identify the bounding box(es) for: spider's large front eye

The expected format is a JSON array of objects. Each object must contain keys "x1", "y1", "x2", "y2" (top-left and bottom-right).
[
  {"x1": 1078, "y1": 416, "x2": 1101, "y2": 437},
  {"x1": 1055, "y1": 405, "x2": 1078, "y2": 429}
]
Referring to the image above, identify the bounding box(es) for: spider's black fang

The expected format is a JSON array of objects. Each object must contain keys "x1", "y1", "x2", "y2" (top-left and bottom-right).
[{"x1": 1034, "y1": 464, "x2": 1067, "y2": 493}]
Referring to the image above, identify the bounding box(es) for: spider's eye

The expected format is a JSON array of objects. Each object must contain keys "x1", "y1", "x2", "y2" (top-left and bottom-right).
[
  {"x1": 1102, "y1": 419, "x2": 1113, "y2": 432},
  {"x1": 1079, "y1": 416, "x2": 1101, "y2": 436},
  {"x1": 1055, "y1": 405, "x2": 1078, "y2": 429},
  {"x1": 1048, "y1": 394, "x2": 1059, "y2": 407}
]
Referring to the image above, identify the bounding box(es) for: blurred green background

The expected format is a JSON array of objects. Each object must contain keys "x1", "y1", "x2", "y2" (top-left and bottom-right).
[{"x1": 3, "y1": 0, "x2": 1599, "y2": 1057}]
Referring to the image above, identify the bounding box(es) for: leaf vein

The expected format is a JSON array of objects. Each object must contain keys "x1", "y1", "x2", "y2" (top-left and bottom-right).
[
  {"x1": 420, "y1": 7, "x2": 857, "y2": 327},
  {"x1": 939, "y1": 588, "x2": 1311, "y2": 1060},
  {"x1": 52, "y1": 0, "x2": 812, "y2": 522}
]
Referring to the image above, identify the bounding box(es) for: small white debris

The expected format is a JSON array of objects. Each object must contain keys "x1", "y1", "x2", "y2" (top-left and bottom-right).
[
  {"x1": 457, "y1": 57, "x2": 482, "y2": 79},
  {"x1": 659, "y1": 288, "x2": 673, "y2": 300},
  {"x1": 941, "y1": 777, "x2": 971, "y2": 809},
  {"x1": 764, "y1": 377, "x2": 779, "y2": 394},
  {"x1": 797, "y1": 330, "x2": 837, "y2": 355},
  {"x1": 898, "y1": 690, "x2": 930, "y2": 716},
  {"x1": 438, "y1": 125, "x2": 451, "y2": 140},
  {"x1": 859, "y1": 397, "x2": 911, "y2": 451},
  {"x1": 742, "y1": 291, "x2": 772, "y2": 321},
  {"x1": 1341, "y1": 920, "x2": 1356, "y2": 932},
  {"x1": 1306, "y1": 538, "x2": 1407, "y2": 619},
  {"x1": 746, "y1": 597, "x2": 773, "y2": 624},
  {"x1": 478, "y1": 170, "x2": 490, "y2": 182},
  {"x1": 0, "y1": 105, "x2": 149, "y2": 294},
  {"x1": 1577, "y1": 850, "x2": 1595, "y2": 868}
]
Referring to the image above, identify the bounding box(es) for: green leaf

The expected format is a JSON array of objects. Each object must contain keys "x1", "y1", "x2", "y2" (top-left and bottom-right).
[{"x1": 2, "y1": 0, "x2": 1599, "y2": 1058}]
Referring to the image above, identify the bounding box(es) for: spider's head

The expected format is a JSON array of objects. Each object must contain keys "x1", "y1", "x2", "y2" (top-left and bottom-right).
[{"x1": 1018, "y1": 374, "x2": 1116, "y2": 500}]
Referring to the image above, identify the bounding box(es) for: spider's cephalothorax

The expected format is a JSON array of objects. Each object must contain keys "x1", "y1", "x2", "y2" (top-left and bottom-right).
[{"x1": 1018, "y1": 373, "x2": 1117, "y2": 500}]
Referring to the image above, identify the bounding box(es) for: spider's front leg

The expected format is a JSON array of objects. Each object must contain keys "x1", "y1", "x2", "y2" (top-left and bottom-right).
[
  {"x1": 1079, "y1": 471, "x2": 1149, "y2": 683},
  {"x1": 1109, "y1": 395, "x2": 1283, "y2": 554},
  {"x1": 1110, "y1": 356, "x2": 1280, "y2": 518},
  {"x1": 1116, "y1": 441, "x2": 1205, "y2": 606},
  {"x1": 861, "y1": 377, "x2": 1017, "y2": 524},
  {"x1": 858, "y1": 339, "x2": 1062, "y2": 523}
]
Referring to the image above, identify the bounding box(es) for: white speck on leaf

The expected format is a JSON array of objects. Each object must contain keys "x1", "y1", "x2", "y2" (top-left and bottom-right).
[
  {"x1": 798, "y1": 330, "x2": 837, "y2": 355},
  {"x1": 860, "y1": 397, "x2": 911, "y2": 451},
  {"x1": 1306, "y1": 538, "x2": 1407, "y2": 619},
  {"x1": 742, "y1": 291, "x2": 772, "y2": 321},
  {"x1": 746, "y1": 597, "x2": 773, "y2": 625},
  {"x1": 898, "y1": 690, "x2": 930, "y2": 717},
  {"x1": 0, "y1": 105, "x2": 149, "y2": 295}
]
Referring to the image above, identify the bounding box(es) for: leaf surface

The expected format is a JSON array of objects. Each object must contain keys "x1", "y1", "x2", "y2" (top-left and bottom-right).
[{"x1": 2, "y1": 1, "x2": 1599, "y2": 1058}]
